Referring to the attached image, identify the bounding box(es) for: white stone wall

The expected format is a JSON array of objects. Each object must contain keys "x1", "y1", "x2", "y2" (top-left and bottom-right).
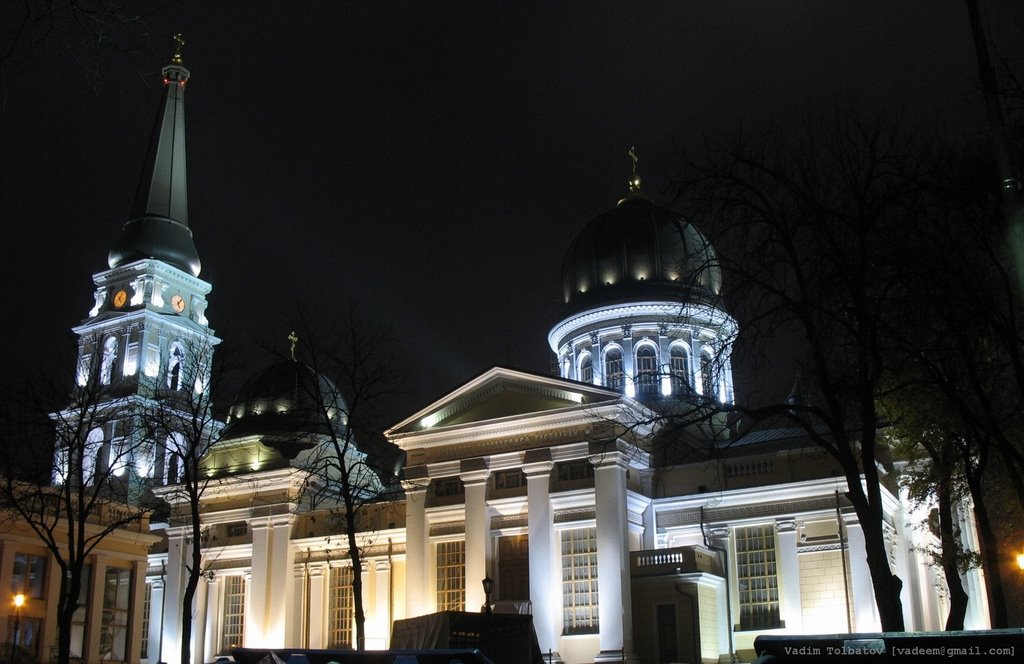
[
  {"x1": 798, "y1": 550, "x2": 852, "y2": 634},
  {"x1": 697, "y1": 584, "x2": 719, "y2": 663}
]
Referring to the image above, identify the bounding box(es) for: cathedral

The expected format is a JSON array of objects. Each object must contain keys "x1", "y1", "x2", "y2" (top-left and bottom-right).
[{"x1": 0, "y1": 53, "x2": 990, "y2": 664}]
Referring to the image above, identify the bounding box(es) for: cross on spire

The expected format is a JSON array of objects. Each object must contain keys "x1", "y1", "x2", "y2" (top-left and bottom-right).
[{"x1": 628, "y1": 145, "x2": 641, "y2": 192}]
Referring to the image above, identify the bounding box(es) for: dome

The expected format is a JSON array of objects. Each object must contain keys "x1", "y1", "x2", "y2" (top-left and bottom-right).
[
  {"x1": 560, "y1": 196, "x2": 721, "y2": 314},
  {"x1": 219, "y1": 360, "x2": 347, "y2": 453},
  {"x1": 108, "y1": 216, "x2": 202, "y2": 276}
]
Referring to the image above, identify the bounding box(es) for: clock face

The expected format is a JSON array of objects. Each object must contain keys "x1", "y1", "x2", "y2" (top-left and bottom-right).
[
  {"x1": 113, "y1": 290, "x2": 128, "y2": 308},
  {"x1": 171, "y1": 294, "x2": 186, "y2": 313}
]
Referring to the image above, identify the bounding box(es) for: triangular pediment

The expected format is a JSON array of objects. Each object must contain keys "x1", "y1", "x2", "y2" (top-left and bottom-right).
[{"x1": 387, "y1": 366, "x2": 621, "y2": 436}]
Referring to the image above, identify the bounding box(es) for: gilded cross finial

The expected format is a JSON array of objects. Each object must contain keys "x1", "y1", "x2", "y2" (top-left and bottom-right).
[
  {"x1": 172, "y1": 33, "x2": 186, "y2": 65},
  {"x1": 288, "y1": 331, "x2": 299, "y2": 361},
  {"x1": 628, "y1": 145, "x2": 641, "y2": 192}
]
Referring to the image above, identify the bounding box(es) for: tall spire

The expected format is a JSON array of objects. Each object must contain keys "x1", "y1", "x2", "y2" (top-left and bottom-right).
[{"x1": 108, "y1": 34, "x2": 201, "y2": 276}]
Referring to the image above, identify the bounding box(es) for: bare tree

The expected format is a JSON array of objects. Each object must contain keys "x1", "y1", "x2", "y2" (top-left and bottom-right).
[
  {"x1": 0, "y1": 360, "x2": 151, "y2": 664},
  {"x1": 673, "y1": 108, "x2": 948, "y2": 631},
  {"x1": 145, "y1": 334, "x2": 226, "y2": 664},
  {"x1": 277, "y1": 308, "x2": 405, "y2": 650},
  {"x1": 0, "y1": 0, "x2": 171, "y2": 110}
]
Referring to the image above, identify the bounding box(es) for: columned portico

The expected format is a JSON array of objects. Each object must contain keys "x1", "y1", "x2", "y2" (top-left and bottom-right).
[{"x1": 591, "y1": 448, "x2": 636, "y2": 663}]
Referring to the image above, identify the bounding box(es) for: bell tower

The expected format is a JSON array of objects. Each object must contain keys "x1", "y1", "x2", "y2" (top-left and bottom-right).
[{"x1": 62, "y1": 39, "x2": 219, "y2": 486}]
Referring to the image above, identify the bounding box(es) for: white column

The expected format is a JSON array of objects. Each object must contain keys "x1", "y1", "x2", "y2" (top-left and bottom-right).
[
  {"x1": 203, "y1": 576, "x2": 220, "y2": 662},
  {"x1": 267, "y1": 516, "x2": 295, "y2": 646},
  {"x1": 462, "y1": 468, "x2": 491, "y2": 611},
  {"x1": 247, "y1": 522, "x2": 271, "y2": 645},
  {"x1": 374, "y1": 560, "x2": 392, "y2": 649},
  {"x1": 192, "y1": 570, "x2": 209, "y2": 664},
  {"x1": 307, "y1": 564, "x2": 328, "y2": 648},
  {"x1": 592, "y1": 451, "x2": 636, "y2": 663},
  {"x1": 843, "y1": 515, "x2": 880, "y2": 632},
  {"x1": 148, "y1": 577, "x2": 165, "y2": 664},
  {"x1": 525, "y1": 459, "x2": 560, "y2": 659},
  {"x1": 162, "y1": 529, "x2": 189, "y2": 664},
  {"x1": 291, "y1": 566, "x2": 306, "y2": 647},
  {"x1": 775, "y1": 519, "x2": 803, "y2": 633},
  {"x1": 403, "y1": 483, "x2": 428, "y2": 617}
]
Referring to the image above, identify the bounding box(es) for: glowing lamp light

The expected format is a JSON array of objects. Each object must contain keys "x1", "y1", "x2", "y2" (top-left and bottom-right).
[
  {"x1": 1017, "y1": 553, "x2": 1024, "y2": 570},
  {"x1": 13, "y1": 594, "x2": 25, "y2": 609}
]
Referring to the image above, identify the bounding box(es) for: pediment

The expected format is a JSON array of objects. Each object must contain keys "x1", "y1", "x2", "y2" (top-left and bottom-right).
[{"x1": 387, "y1": 366, "x2": 620, "y2": 436}]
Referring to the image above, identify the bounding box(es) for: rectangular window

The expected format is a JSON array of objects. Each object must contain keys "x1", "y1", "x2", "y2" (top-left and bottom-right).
[
  {"x1": 557, "y1": 461, "x2": 594, "y2": 482},
  {"x1": 327, "y1": 566, "x2": 354, "y2": 648},
  {"x1": 561, "y1": 527, "x2": 598, "y2": 635},
  {"x1": 220, "y1": 576, "x2": 246, "y2": 654},
  {"x1": 6, "y1": 617, "x2": 42, "y2": 659},
  {"x1": 11, "y1": 553, "x2": 46, "y2": 599},
  {"x1": 70, "y1": 564, "x2": 92, "y2": 659},
  {"x1": 494, "y1": 470, "x2": 525, "y2": 490},
  {"x1": 436, "y1": 541, "x2": 466, "y2": 611},
  {"x1": 434, "y1": 478, "x2": 464, "y2": 498},
  {"x1": 101, "y1": 566, "x2": 132, "y2": 661},
  {"x1": 736, "y1": 525, "x2": 781, "y2": 630},
  {"x1": 226, "y1": 523, "x2": 248, "y2": 538}
]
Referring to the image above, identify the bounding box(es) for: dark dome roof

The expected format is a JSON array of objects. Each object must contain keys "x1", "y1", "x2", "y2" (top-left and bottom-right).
[
  {"x1": 108, "y1": 216, "x2": 202, "y2": 276},
  {"x1": 561, "y1": 196, "x2": 721, "y2": 313},
  {"x1": 220, "y1": 360, "x2": 347, "y2": 449}
]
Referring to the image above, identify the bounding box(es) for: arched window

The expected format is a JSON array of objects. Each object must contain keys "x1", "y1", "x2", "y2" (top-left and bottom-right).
[
  {"x1": 604, "y1": 347, "x2": 624, "y2": 389},
  {"x1": 83, "y1": 427, "x2": 105, "y2": 484},
  {"x1": 671, "y1": 345, "x2": 690, "y2": 394},
  {"x1": 100, "y1": 336, "x2": 118, "y2": 385},
  {"x1": 635, "y1": 345, "x2": 658, "y2": 396},
  {"x1": 165, "y1": 432, "x2": 185, "y2": 483},
  {"x1": 701, "y1": 349, "x2": 718, "y2": 401},
  {"x1": 166, "y1": 341, "x2": 185, "y2": 390},
  {"x1": 135, "y1": 441, "x2": 156, "y2": 479},
  {"x1": 579, "y1": 353, "x2": 593, "y2": 384}
]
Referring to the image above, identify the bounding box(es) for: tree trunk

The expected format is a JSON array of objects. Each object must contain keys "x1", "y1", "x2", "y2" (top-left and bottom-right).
[{"x1": 936, "y1": 479, "x2": 969, "y2": 630}]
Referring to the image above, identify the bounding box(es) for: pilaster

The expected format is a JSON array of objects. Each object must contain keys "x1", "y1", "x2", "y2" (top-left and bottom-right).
[{"x1": 307, "y1": 564, "x2": 328, "y2": 648}]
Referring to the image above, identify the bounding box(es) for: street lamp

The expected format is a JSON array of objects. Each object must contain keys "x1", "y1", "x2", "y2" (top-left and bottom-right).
[
  {"x1": 481, "y1": 576, "x2": 494, "y2": 614},
  {"x1": 1017, "y1": 552, "x2": 1024, "y2": 571},
  {"x1": 10, "y1": 594, "x2": 25, "y2": 664}
]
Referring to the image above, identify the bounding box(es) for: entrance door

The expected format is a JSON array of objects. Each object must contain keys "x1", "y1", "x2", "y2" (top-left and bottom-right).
[{"x1": 498, "y1": 534, "x2": 530, "y2": 600}]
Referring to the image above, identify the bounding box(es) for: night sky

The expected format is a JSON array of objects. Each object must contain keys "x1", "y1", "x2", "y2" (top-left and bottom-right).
[{"x1": 3, "y1": 1, "x2": 1024, "y2": 423}]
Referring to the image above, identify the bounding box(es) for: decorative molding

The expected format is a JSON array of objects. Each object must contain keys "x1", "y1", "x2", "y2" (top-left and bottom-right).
[
  {"x1": 627, "y1": 511, "x2": 644, "y2": 526},
  {"x1": 657, "y1": 495, "x2": 839, "y2": 528},
  {"x1": 554, "y1": 507, "x2": 596, "y2": 523},
  {"x1": 430, "y1": 522, "x2": 465, "y2": 536},
  {"x1": 491, "y1": 514, "x2": 528, "y2": 530},
  {"x1": 797, "y1": 543, "x2": 843, "y2": 553}
]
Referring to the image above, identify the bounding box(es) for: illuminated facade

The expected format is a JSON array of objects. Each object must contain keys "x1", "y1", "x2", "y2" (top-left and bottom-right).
[{"x1": 0, "y1": 54, "x2": 991, "y2": 664}]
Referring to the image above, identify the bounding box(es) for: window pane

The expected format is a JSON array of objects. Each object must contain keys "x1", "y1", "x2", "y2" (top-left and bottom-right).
[{"x1": 561, "y1": 527, "x2": 598, "y2": 634}]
